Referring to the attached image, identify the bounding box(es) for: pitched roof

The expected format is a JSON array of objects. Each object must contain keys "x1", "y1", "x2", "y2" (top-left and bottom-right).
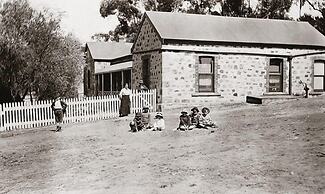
[
  {"x1": 85, "y1": 42, "x2": 133, "y2": 60},
  {"x1": 145, "y1": 11, "x2": 325, "y2": 48}
]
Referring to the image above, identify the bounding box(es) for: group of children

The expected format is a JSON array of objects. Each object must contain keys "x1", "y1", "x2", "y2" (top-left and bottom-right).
[
  {"x1": 129, "y1": 106, "x2": 216, "y2": 132},
  {"x1": 178, "y1": 107, "x2": 217, "y2": 131},
  {"x1": 129, "y1": 106, "x2": 165, "y2": 132}
]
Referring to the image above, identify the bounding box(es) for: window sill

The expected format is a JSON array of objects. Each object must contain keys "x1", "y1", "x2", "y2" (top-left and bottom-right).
[
  {"x1": 263, "y1": 92, "x2": 288, "y2": 96},
  {"x1": 192, "y1": 93, "x2": 221, "y2": 97}
]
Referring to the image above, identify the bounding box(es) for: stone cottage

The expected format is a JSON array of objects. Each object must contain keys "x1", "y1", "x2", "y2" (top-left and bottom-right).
[
  {"x1": 131, "y1": 11, "x2": 325, "y2": 109},
  {"x1": 84, "y1": 42, "x2": 133, "y2": 96}
]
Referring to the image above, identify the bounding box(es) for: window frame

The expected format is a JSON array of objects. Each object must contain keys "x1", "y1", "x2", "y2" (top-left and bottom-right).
[
  {"x1": 268, "y1": 58, "x2": 284, "y2": 93},
  {"x1": 198, "y1": 56, "x2": 215, "y2": 93},
  {"x1": 313, "y1": 60, "x2": 325, "y2": 92}
]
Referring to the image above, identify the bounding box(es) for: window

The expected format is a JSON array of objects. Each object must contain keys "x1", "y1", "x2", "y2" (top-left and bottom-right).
[
  {"x1": 198, "y1": 56, "x2": 214, "y2": 92},
  {"x1": 142, "y1": 56, "x2": 150, "y2": 89},
  {"x1": 268, "y1": 59, "x2": 283, "y2": 92},
  {"x1": 314, "y1": 60, "x2": 325, "y2": 91},
  {"x1": 97, "y1": 74, "x2": 102, "y2": 92},
  {"x1": 104, "y1": 74, "x2": 111, "y2": 91},
  {"x1": 123, "y1": 70, "x2": 132, "y2": 88},
  {"x1": 112, "y1": 72, "x2": 122, "y2": 91}
]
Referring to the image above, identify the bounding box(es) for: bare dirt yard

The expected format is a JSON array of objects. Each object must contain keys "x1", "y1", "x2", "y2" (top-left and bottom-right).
[{"x1": 0, "y1": 96, "x2": 325, "y2": 194}]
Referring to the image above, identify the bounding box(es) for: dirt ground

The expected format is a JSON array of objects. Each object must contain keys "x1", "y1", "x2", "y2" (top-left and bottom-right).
[{"x1": 0, "y1": 96, "x2": 324, "y2": 194}]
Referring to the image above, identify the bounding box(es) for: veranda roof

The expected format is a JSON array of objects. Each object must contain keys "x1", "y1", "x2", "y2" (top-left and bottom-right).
[{"x1": 86, "y1": 42, "x2": 133, "y2": 60}]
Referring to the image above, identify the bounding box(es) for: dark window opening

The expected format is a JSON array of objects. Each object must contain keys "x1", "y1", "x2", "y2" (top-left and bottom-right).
[
  {"x1": 142, "y1": 57, "x2": 150, "y2": 89},
  {"x1": 112, "y1": 72, "x2": 122, "y2": 92},
  {"x1": 104, "y1": 74, "x2": 111, "y2": 91},
  {"x1": 97, "y1": 75, "x2": 102, "y2": 92},
  {"x1": 123, "y1": 70, "x2": 132, "y2": 89},
  {"x1": 87, "y1": 70, "x2": 91, "y2": 89}
]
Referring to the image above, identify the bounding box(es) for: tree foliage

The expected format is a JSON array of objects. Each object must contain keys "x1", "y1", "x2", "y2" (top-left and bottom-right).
[
  {"x1": 0, "y1": 0, "x2": 83, "y2": 103},
  {"x1": 255, "y1": 0, "x2": 293, "y2": 19},
  {"x1": 299, "y1": 0, "x2": 325, "y2": 35},
  {"x1": 98, "y1": 0, "x2": 298, "y2": 42}
]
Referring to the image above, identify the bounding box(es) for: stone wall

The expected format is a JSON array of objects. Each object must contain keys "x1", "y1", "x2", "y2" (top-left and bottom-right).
[
  {"x1": 132, "y1": 16, "x2": 163, "y2": 108},
  {"x1": 161, "y1": 52, "x2": 196, "y2": 107},
  {"x1": 161, "y1": 52, "x2": 269, "y2": 108},
  {"x1": 84, "y1": 50, "x2": 96, "y2": 96},
  {"x1": 133, "y1": 17, "x2": 161, "y2": 53},
  {"x1": 132, "y1": 51, "x2": 162, "y2": 94},
  {"x1": 217, "y1": 55, "x2": 268, "y2": 97},
  {"x1": 292, "y1": 54, "x2": 325, "y2": 95},
  {"x1": 160, "y1": 45, "x2": 325, "y2": 109}
]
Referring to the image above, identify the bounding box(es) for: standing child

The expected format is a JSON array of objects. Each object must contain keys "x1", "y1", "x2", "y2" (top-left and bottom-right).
[
  {"x1": 129, "y1": 112, "x2": 144, "y2": 132},
  {"x1": 51, "y1": 97, "x2": 67, "y2": 132},
  {"x1": 189, "y1": 107, "x2": 200, "y2": 128},
  {"x1": 152, "y1": 112, "x2": 165, "y2": 131},
  {"x1": 178, "y1": 109, "x2": 194, "y2": 131},
  {"x1": 198, "y1": 107, "x2": 217, "y2": 129}
]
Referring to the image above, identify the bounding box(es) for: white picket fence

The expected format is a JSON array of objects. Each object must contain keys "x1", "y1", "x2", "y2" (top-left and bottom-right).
[{"x1": 0, "y1": 89, "x2": 156, "y2": 131}]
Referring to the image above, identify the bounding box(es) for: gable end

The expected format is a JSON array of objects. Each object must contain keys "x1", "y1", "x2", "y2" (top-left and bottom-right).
[{"x1": 132, "y1": 14, "x2": 162, "y2": 53}]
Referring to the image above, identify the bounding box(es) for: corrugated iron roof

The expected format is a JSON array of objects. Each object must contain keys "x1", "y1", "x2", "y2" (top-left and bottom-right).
[
  {"x1": 145, "y1": 11, "x2": 325, "y2": 48},
  {"x1": 86, "y1": 42, "x2": 133, "y2": 60}
]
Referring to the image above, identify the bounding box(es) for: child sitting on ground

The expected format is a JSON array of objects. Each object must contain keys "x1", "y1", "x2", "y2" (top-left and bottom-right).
[
  {"x1": 189, "y1": 107, "x2": 200, "y2": 128},
  {"x1": 152, "y1": 112, "x2": 165, "y2": 131},
  {"x1": 129, "y1": 112, "x2": 144, "y2": 132},
  {"x1": 178, "y1": 109, "x2": 194, "y2": 131},
  {"x1": 198, "y1": 107, "x2": 217, "y2": 129},
  {"x1": 142, "y1": 106, "x2": 152, "y2": 129}
]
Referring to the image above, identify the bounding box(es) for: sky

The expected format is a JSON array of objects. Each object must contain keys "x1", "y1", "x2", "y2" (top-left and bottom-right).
[
  {"x1": 26, "y1": 0, "x2": 322, "y2": 44},
  {"x1": 28, "y1": 0, "x2": 118, "y2": 44}
]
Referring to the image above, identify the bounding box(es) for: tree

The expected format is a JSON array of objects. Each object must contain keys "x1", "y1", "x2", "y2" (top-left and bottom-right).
[
  {"x1": 98, "y1": 0, "x2": 224, "y2": 42},
  {"x1": 299, "y1": 0, "x2": 325, "y2": 35},
  {"x1": 99, "y1": 0, "x2": 142, "y2": 42},
  {"x1": 254, "y1": 0, "x2": 293, "y2": 19},
  {"x1": 98, "y1": 0, "x2": 297, "y2": 42},
  {"x1": 0, "y1": 0, "x2": 83, "y2": 103}
]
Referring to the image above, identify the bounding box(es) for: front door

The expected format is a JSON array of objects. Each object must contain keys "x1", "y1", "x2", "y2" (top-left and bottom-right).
[
  {"x1": 142, "y1": 56, "x2": 150, "y2": 89},
  {"x1": 269, "y1": 58, "x2": 284, "y2": 92}
]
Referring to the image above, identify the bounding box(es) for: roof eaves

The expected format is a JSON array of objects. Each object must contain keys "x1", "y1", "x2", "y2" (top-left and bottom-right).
[
  {"x1": 93, "y1": 54, "x2": 133, "y2": 62},
  {"x1": 163, "y1": 38, "x2": 325, "y2": 50}
]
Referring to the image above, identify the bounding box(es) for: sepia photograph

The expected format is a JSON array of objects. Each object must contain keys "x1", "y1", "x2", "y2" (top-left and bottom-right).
[{"x1": 0, "y1": 0, "x2": 325, "y2": 193}]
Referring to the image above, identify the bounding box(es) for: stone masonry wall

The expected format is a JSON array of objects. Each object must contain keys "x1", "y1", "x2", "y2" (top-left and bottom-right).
[
  {"x1": 292, "y1": 54, "x2": 325, "y2": 95},
  {"x1": 161, "y1": 52, "x2": 268, "y2": 109},
  {"x1": 161, "y1": 52, "x2": 196, "y2": 106},
  {"x1": 84, "y1": 50, "x2": 96, "y2": 96},
  {"x1": 161, "y1": 45, "x2": 325, "y2": 109},
  {"x1": 133, "y1": 17, "x2": 161, "y2": 53},
  {"x1": 217, "y1": 55, "x2": 268, "y2": 97},
  {"x1": 132, "y1": 16, "x2": 163, "y2": 108},
  {"x1": 132, "y1": 51, "x2": 162, "y2": 104}
]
